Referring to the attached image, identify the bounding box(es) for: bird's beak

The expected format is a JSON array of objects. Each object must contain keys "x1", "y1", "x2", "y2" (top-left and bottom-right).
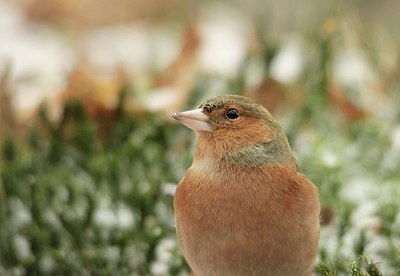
[{"x1": 172, "y1": 108, "x2": 212, "y2": 132}]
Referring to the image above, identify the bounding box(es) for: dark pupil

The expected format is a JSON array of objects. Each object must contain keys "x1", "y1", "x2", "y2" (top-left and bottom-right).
[{"x1": 226, "y1": 109, "x2": 239, "y2": 119}]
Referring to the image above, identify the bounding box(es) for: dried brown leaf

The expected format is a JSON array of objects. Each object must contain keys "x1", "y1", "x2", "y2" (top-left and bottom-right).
[{"x1": 328, "y1": 85, "x2": 368, "y2": 122}]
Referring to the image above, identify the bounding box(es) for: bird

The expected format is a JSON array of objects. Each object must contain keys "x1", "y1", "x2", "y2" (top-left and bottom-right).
[{"x1": 172, "y1": 95, "x2": 320, "y2": 276}]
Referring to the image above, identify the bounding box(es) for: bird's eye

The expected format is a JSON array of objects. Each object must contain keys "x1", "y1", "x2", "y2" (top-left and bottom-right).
[{"x1": 226, "y1": 108, "x2": 240, "y2": 120}]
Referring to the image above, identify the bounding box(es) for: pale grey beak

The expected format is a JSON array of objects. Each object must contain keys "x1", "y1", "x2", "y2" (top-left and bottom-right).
[{"x1": 172, "y1": 108, "x2": 212, "y2": 132}]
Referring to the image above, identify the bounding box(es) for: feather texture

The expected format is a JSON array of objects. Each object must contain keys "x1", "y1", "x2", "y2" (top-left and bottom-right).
[{"x1": 173, "y1": 95, "x2": 320, "y2": 276}]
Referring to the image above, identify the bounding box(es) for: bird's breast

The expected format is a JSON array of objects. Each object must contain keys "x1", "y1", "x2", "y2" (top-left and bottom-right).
[{"x1": 174, "y1": 164, "x2": 320, "y2": 275}]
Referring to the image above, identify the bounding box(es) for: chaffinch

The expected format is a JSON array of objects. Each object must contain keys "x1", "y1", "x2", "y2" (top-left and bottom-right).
[{"x1": 172, "y1": 95, "x2": 320, "y2": 276}]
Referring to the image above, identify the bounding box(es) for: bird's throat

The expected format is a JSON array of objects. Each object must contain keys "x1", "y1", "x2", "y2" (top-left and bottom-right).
[{"x1": 194, "y1": 134, "x2": 298, "y2": 169}]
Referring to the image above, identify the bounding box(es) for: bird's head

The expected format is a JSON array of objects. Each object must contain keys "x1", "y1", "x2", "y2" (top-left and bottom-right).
[{"x1": 173, "y1": 95, "x2": 297, "y2": 168}]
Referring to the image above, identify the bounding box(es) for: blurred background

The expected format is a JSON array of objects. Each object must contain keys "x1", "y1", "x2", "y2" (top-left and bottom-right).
[{"x1": 0, "y1": 0, "x2": 399, "y2": 275}]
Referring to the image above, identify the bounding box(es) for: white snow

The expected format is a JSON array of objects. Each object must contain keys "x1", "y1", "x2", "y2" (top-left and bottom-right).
[
  {"x1": 39, "y1": 254, "x2": 55, "y2": 273},
  {"x1": 391, "y1": 126, "x2": 400, "y2": 150},
  {"x1": 81, "y1": 24, "x2": 152, "y2": 74},
  {"x1": 93, "y1": 199, "x2": 135, "y2": 230},
  {"x1": 101, "y1": 246, "x2": 120, "y2": 262},
  {"x1": 198, "y1": 3, "x2": 250, "y2": 76},
  {"x1": 0, "y1": 1, "x2": 74, "y2": 119},
  {"x1": 143, "y1": 87, "x2": 180, "y2": 112},
  {"x1": 12, "y1": 235, "x2": 32, "y2": 262},
  {"x1": 151, "y1": 238, "x2": 178, "y2": 275},
  {"x1": 320, "y1": 149, "x2": 339, "y2": 168},
  {"x1": 150, "y1": 261, "x2": 169, "y2": 276},
  {"x1": 270, "y1": 38, "x2": 303, "y2": 84},
  {"x1": 161, "y1": 182, "x2": 177, "y2": 196},
  {"x1": 8, "y1": 197, "x2": 32, "y2": 230},
  {"x1": 333, "y1": 49, "x2": 375, "y2": 89}
]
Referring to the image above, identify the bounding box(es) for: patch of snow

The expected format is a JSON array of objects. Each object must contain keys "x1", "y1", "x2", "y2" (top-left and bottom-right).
[
  {"x1": 5, "y1": 267, "x2": 24, "y2": 276},
  {"x1": 94, "y1": 201, "x2": 116, "y2": 229},
  {"x1": 151, "y1": 238, "x2": 177, "y2": 275},
  {"x1": 102, "y1": 246, "x2": 120, "y2": 262},
  {"x1": 93, "y1": 199, "x2": 135, "y2": 230},
  {"x1": 331, "y1": 48, "x2": 391, "y2": 118},
  {"x1": 391, "y1": 126, "x2": 400, "y2": 150},
  {"x1": 0, "y1": 1, "x2": 24, "y2": 31},
  {"x1": 144, "y1": 87, "x2": 180, "y2": 112},
  {"x1": 364, "y1": 234, "x2": 393, "y2": 275},
  {"x1": 161, "y1": 182, "x2": 177, "y2": 196},
  {"x1": 151, "y1": 261, "x2": 169, "y2": 276},
  {"x1": 319, "y1": 225, "x2": 338, "y2": 257},
  {"x1": 0, "y1": 16, "x2": 75, "y2": 118},
  {"x1": 116, "y1": 203, "x2": 135, "y2": 230},
  {"x1": 198, "y1": 3, "x2": 250, "y2": 76},
  {"x1": 270, "y1": 38, "x2": 303, "y2": 84},
  {"x1": 122, "y1": 243, "x2": 147, "y2": 270},
  {"x1": 8, "y1": 197, "x2": 32, "y2": 229},
  {"x1": 82, "y1": 24, "x2": 152, "y2": 74},
  {"x1": 150, "y1": 26, "x2": 182, "y2": 72},
  {"x1": 156, "y1": 238, "x2": 176, "y2": 262},
  {"x1": 54, "y1": 185, "x2": 70, "y2": 203},
  {"x1": 293, "y1": 130, "x2": 314, "y2": 157},
  {"x1": 12, "y1": 235, "x2": 32, "y2": 262},
  {"x1": 321, "y1": 149, "x2": 339, "y2": 168},
  {"x1": 333, "y1": 49, "x2": 375, "y2": 89},
  {"x1": 39, "y1": 254, "x2": 55, "y2": 273},
  {"x1": 341, "y1": 228, "x2": 358, "y2": 259},
  {"x1": 351, "y1": 201, "x2": 380, "y2": 231},
  {"x1": 42, "y1": 209, "x2": 62, "y2": 229},
  {"x1": 340, "y1": 176, "x2": 375, "y2": 203}
]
